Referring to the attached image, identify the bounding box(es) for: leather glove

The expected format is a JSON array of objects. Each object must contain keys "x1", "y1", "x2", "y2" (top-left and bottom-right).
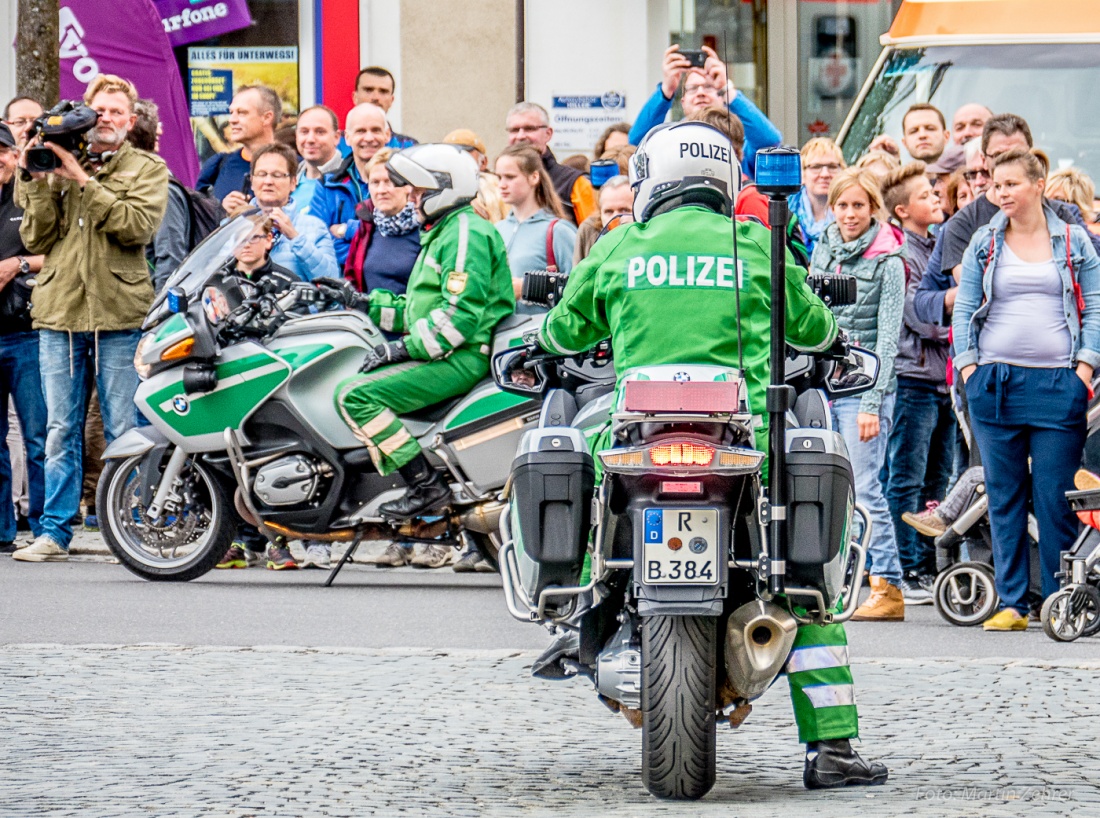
[
  {"x1": 360, "y1": 340, "x2": 411, "y2": 373},
  {"x1": 313, "y1": 277, "x2": 361, "y2": 309},
  {"x1": 825, "y1": 329, "x2": 851, "y2": 360}
]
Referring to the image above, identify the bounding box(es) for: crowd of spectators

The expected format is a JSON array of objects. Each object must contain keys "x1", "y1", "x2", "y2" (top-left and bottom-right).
[{"x1": 2, "y1": 46, "x2": 1099, "y2": 619}]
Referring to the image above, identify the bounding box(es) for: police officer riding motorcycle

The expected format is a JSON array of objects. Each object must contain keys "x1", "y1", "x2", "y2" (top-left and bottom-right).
[{"x1": 498, "y1": 122, "x2": 888, "y2": 796}]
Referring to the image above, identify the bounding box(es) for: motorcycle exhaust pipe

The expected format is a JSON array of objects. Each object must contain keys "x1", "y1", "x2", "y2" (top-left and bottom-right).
[
  {"x1": 456, "y1": 501, "x2": 506, "y2": 535},
  {"x1": 724, "y1": 600, "x2": 799, "y2": 701}
]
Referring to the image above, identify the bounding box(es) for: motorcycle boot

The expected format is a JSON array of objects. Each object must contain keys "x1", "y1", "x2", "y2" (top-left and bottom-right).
[
  {"x1": 804, "y1": 739, "x2": 888, "y2": 789},
  {"x1": 379, "y1": 454, "x2": 452, "y2": 520}
]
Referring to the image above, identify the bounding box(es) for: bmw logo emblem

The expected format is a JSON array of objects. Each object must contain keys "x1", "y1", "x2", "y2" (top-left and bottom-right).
[
  {"x1": 674, "y1": 371, "x2": 691, "y2": 382},
  {"x1": 172, "y1": 396, "x2": 190, "y2": 415}
]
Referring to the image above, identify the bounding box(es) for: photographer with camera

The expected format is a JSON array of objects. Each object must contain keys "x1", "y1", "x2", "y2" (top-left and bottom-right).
[
  {"x1": 0, "y1": 123, "x2": 45, "y2": 555},
  {"x1": 13, "y1": 74, "x2": 168, "y2": 563}
]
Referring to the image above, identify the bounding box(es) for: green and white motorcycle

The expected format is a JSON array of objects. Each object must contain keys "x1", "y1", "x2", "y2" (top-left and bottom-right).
[{"x1": 97, "y1": 212, "x2": 590, "y2": 581}]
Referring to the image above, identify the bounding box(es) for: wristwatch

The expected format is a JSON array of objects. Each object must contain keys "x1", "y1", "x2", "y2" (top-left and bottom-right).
[{"x1": 17, "y1": 256, "x2": 29, "y2": 275}]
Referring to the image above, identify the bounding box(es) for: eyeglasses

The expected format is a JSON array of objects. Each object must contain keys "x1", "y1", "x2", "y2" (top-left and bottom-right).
[
  {"x1": 963, "y1": 169, "x2": 991, "y2": 182},
  {"x1": 506, "y1": 125, "x2": 548, "y2": 135},
  {"x1": 252, "y1": 171, "x2": 292, "y2": 180},
  {"x1": 4, "y1": 118, "x2": 33, "y2": 129},
  {"x1": 805, "y1": 162, "x2": 842, "y2": 173},
  {"x1": 683, "y1": 84, "x2": 726, "y2": 99},
  {"x1": 243, "y1": 234, "x2": 271, "y2": 245}
]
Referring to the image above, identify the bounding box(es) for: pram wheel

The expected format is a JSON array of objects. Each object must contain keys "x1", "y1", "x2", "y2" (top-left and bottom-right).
[
  {"x1": 1040, "y1": 584, "x2": 1100, "y2": 642},
  {"x1": 933, "y1": 561, "x2": 999, "y2": 627}
]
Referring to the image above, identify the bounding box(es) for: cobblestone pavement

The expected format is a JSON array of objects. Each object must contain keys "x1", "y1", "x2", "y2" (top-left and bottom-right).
[{"x1": 3, "y1": 644, "x2": 1097, "y2": 817}]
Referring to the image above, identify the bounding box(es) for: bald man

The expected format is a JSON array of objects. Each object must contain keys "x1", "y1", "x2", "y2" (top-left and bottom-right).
[
  {"x1": 950, "y1": 103, "x2": 992, "y2": 146},
  {"x1": 309, "y1": 103, "x2": 390, "y2": 264}
]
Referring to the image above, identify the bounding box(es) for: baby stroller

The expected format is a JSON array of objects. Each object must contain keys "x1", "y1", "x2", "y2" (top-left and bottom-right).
[
  {"x1": 1040, "y1": 483, "x2": 1100, "y2": 642},
  {"x1": 930, "y1": 381, "x2": 1100, "y2": 627}
]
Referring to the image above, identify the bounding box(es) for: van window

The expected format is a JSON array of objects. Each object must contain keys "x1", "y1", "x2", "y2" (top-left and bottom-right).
[{"x1": 842, "y1": 44, "x2": 1100, "y2": 183}]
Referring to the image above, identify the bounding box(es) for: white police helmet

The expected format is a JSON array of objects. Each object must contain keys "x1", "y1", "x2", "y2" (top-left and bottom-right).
[
  {"x1": 629, "y1": 121, "x2": 741, "y2": 222},
  {"x1": 387, "y1": 143, "x2": 480, "y2": 221}
]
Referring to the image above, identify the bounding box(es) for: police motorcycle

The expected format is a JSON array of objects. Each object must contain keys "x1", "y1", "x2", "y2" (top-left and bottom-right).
[
  {"x1": 489, "y1": 145, "x2": 882, "y2": 800},
  {"x1": 96, "y1": 210, "x2": 611, "y2": 582}
]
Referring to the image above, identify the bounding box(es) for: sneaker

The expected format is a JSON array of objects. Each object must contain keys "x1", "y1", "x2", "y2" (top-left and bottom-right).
[
  {"x1": 850, "y1": 577, "x2": 905, "y2": 621},
  {"x1": 264, "y1": 543, "x2": 298, "y2": 570},
  {"x1": 364, "y1": 542, "x2": 412, "y2": 567},
  {"x1": 983, "y1": 608, "x2": 1028, "y2": 631},
  {"x1": 215, "y1": 545, "x2": 250, "y2": 569},
  {"x1": 1075, "y1": 469, "x2": 1100, "y2": 491},
  {"x1": 917, "y1": 573, "x2": 937, "y2": 595},
  {"x1": 452, "y1": 549, "x2": 483, "y2": 573},
  {"x1": 409, "y1": 543, "x2": 454, "y2": 569},
  {"x1": 11, "y1": 535, "x2": 69, "y2": 562},
  {"x1": 901, "y1": 506, "x2": 948, "y2": 537},
  {"x1": 300, "y1": 543, "x2": 332, "y2": 569},
  {"x1": 83, "y1": 515, "x2": 99, "y2": 532},
  {"x1": 899, "y1": 574, "x2": 933, "y2": 605}
]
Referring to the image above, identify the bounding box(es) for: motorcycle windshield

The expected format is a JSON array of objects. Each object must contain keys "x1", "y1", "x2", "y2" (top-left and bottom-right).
[{"x1": 145, "y1": 209, "x2": 269, "y2": 328}]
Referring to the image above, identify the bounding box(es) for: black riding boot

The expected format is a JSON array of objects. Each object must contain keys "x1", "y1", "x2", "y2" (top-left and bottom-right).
[
  {"x1": 804, "y1": 739, "x2": 889, "y2": 789},
  {"x1": 378, "y1": 454, "x2": 451, "y2": 520}
]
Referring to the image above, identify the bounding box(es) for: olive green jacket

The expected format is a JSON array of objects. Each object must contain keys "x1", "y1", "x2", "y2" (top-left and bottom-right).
[{"x1": 17, "y1": 141, "x2": 169, "y2": 332}]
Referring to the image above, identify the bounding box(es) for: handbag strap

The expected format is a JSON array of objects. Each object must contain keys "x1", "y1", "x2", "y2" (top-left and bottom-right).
[{"x1": 545, "y1": 218, "x2": 559, "y2": 272}]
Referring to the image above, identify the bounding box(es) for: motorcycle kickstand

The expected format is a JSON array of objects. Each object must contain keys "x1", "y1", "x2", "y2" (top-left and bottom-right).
[{"x1": 323, "y1": 533, "x2": 365, "y2": 587}]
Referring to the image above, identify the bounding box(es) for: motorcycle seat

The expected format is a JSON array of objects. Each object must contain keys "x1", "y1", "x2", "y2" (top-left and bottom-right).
[{"x1": 403, "y1": 395, "x2": 465, "y2": 425}]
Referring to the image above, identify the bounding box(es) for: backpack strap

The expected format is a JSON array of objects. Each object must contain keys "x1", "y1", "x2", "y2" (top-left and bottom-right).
[{"x1": 545, "y1": 218, "x2": 559, "y2": 272}]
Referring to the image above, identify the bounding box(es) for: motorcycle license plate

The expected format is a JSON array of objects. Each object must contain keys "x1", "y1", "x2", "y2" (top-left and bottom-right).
[{"x1": 641, "y1": 508, "x2": 719, "y2": 585}]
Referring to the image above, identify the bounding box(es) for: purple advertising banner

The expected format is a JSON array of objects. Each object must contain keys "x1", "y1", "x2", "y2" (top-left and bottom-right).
[
  {"x1": 155, "y1": 0, "x2": 253, "y2": 48},
  {"x1": 59, "y1": 0, "x2": 200, "y2": 186}
]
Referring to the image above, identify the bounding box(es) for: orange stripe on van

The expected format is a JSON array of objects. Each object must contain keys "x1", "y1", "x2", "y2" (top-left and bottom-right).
[{"x1": 889, "y1": 0, "x2": 1100, "y2": 41}]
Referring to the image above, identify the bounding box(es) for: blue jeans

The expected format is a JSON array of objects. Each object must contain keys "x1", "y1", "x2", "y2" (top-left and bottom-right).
[
  {"x1": 39, "y1": 330, "x2": 141, "y2": 548},
  {"x1": 966, "y1": 363, "x2": 1086, "y2": 614},
  {"x1": 885, "y1": 379, "x2": 956, "y2": 577},
  {"x1": 832, "y1": 393, "x2": 903, "y2": 586},
  {"x1": 0, "y1": 332, "x2": 47, "y2": 541}
]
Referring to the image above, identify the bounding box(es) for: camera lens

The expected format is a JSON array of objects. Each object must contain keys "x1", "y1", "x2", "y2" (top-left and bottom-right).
[{"x1": 25, "y1": 146, "x2": 60, "y2": 173}]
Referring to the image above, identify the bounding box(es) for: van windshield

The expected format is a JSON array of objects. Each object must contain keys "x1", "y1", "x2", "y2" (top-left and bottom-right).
[{"x1": 841, "y1": 44, "x2": 1100, "y2": 182}]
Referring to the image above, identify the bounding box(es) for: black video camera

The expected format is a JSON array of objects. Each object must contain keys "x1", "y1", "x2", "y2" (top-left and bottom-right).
[
  {"x1": 24, "y1": 102, "x2": 99, "y2": 173},
  {"x1": 521, "y1": 270, "x2": 569, "y2": 309}
]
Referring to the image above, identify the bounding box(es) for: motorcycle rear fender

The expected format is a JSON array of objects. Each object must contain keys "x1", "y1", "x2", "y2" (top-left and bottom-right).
[{"x1": 102, "y1": 425, "x2": 171, "y2": 460}]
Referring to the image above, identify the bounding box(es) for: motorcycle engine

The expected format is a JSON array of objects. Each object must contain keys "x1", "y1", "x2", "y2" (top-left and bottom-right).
[{"x1": 253, "y1": 454, "x2": 324, "y2": 506}]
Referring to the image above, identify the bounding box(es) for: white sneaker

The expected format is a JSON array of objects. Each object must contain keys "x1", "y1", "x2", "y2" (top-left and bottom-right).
[
  {"x1": 300, "y1": 542, "x2": 332, "y2": 569},
  {"x1": 12, "y1": 535, "x2": 69, "y2": 562},
  {"x1": 409, "y1": 543, "x2": 455, "y2": 569}
]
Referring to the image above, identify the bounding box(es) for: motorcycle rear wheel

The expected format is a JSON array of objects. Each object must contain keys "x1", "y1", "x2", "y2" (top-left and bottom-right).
[
  {"x1": 97, "y1": 449, "x2": 234, "y2": 582},
  {"x1": 640, "y1": 615, "x2": 717, "y2": 800}
]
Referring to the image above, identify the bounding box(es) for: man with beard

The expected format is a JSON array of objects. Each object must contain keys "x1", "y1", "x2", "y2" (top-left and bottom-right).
[{"x1": 14, "y1": 74, "x2": 167, "y2": 562}]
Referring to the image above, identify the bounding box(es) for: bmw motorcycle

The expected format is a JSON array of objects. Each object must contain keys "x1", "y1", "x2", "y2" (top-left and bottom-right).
[
  {"x1": 489, "y1": 278, "x2": 880, "y2": 800},
  {"x1": 96, "y1": 211, "x2": 608, "y2": 581}
]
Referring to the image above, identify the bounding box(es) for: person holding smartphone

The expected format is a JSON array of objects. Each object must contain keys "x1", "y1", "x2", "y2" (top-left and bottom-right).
[{"x1": 628, "y1": 44, "x2": 781, "y2": 179}]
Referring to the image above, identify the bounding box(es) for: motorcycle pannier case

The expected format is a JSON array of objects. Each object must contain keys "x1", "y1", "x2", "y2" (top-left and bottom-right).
[
  {"x1": 510, "y1": 427, "x2": 595, "y2": 601},
  {"x1": 785, "y1": 429, "x2": 855, "y2": 605}
]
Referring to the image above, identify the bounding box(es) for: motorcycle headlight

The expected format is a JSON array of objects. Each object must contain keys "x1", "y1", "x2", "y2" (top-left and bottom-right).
[{"x1": 134, "y1": 333, "x2": 155, "y2": 380}]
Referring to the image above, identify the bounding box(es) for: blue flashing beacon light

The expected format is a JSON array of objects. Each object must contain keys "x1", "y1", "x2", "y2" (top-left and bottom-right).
[{"x1": 755, "y1": 146, "x2": 803, "y2": 199}]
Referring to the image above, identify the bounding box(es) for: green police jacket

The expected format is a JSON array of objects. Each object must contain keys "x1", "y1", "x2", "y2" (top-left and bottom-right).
[
  {"x1": 538, "y1": 206, "x2": 838, "y2": 428},
  {"x1": 369, "y1": 204, "x2": 515, "y2": 361}
]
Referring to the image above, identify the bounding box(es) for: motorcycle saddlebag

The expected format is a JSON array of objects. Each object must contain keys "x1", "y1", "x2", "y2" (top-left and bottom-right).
[
  {"x1": 785, "y1": 429, "x2": 855, "y2": 604},
  {"x1": 511, "y1": 427, "x2": 595, "y2": 599}
]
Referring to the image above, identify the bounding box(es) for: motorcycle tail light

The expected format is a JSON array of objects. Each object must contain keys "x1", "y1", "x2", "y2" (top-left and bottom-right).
[
  {"x1": 649, "y1": 441, "x2": 715, "y2": 467},
  {"x1": 161, "y1": 337, "x2": 195, "y2": 361}
]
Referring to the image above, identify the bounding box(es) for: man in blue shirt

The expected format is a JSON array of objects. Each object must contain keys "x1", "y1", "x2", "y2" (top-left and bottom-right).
[
  {"x1": 628, "y1": 45, "x2": 780, "y2": 179},
  {"x1": 196, "y1": 85, "x2": 279, "y2": 203},
  {"x1": 338, "y1": 66, "x2": 417, "y2": 157}
]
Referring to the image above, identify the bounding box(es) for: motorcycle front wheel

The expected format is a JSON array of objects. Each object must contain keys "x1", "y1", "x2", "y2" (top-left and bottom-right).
[
  {"x1": 97, "y1": 448, "x2": 234, "y2": 582},
  {"x1": 640, "y1": 615, "x2": 717, "y2": 800}
]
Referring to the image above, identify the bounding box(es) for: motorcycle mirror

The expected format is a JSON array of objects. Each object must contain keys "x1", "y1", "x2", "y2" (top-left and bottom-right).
[
  {"x1": 491, "y1": 348, "x2": 548, "y2": 397},
  {"x1": 823, "y1": 347, "x2": 880, "y2": 398}
]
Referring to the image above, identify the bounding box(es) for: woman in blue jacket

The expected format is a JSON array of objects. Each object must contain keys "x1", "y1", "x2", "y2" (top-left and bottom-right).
[{"x1": 953, "y1": 149, "x2": 1100, "y2": 631}]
